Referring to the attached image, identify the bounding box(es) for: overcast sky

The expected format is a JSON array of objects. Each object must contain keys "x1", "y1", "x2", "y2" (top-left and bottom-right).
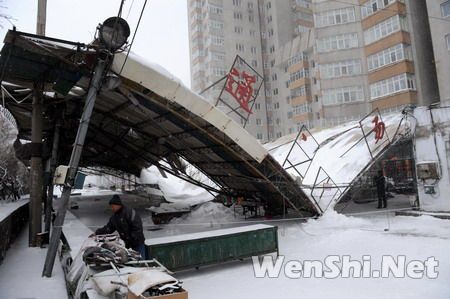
[{"x1": 0, "y1": 0, "x2": 191, "y2": 87}]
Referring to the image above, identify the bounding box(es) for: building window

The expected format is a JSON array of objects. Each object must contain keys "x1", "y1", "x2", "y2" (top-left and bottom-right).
[
  {"x1": 257, "y1": 133, "x2": 263, "y2": 140},
  {"x1": 361, "y1": 0, "x2": 396, "y2": 19},
  {"x1": 254, "y1": 103, "x2": 261, "y2": 110},
  {"x1": 314, "y1": 7, "x2": 356, "y2": 28},
  {"x1": 367, "y1": 43, "x2": 412, "y2": 71},
  {"x1": 274, "y1": 102, "x2": 280, "y2": 109},
  {"x1": 291, "y1": 86, "x2": 309, "y2": 98},
  {"x1": 236, "y1": 43, "x2": 245, "y2": 52},
  {"x1": 210, "y1": 36, "x2": 224, "y2": 46},
  {"x1": 210, "y1": 51, "x2": 225, "y2": 61},
  {"x1": 251, "y1": 46, "x2": 257, "y2": 54},
  {"x1": 234, "y1": 12, "x2": 243, "y2": 20},
  {"x1": 210, "y1": 20, "x2": 224, "y2": 30},
  {"x1": 293, "y1": 103, "x2": 312, "y2": 115},
  {"x1": 319, "y1": 59, "x2": 362, "y2": 79},
  {"x1": 289, "y1": 68, "x2": 309, "y2": 83},
  {"x1": 233, "y1": 0, "x2": 242, "y2": 6},
  {"x1": 251, "y1": 60, "x2": 258, "y2": 67},
  {"x1": 248, "y1": 2, "x2": 254, "y2": 9},
  {"x1": 287, "y1": 52, "x2": 308, "y2": 67},
  {"x1": 256, "y1": 118, "x2": 262, "y2": 125},
  {"x1": 447, "y1": 35, "x2": 450, "y2": 50},
  {"x1": 364, "y1": 15, "x2": 408, "y2": 45},
  {"x1": 209, "y1": 4, "x2": 223, "y2": 14},
  {"x1": 316, "y1": 33, "x2": 359, "y2": 53},
  {"x1": 211, "y1": 67, "x2": 226, "y2": 77},
  {"x1": 441, "y1": 1, "x2": 450, "y2": 17},
  {"x1": 322, "y1": 86, "x2": 364, "y2": 106},
  {"x1": 370, "y1": 73, "x2": 415, "y2": 99}
]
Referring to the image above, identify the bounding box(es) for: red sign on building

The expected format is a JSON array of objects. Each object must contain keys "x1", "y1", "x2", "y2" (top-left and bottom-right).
[
  {"x1": 224, "y1": 67, "x2": 256, "y2": 114},
  {"x1": 372, "y1": 115, "x2": 386, "y2": 144}
]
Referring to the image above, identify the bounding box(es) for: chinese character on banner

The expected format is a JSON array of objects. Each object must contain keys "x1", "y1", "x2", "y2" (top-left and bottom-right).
[
  {"x1": 301, "y1": 133, "x2": 308, "y2": 141},
  {"x1": 372, "y1": 115, "x2": 386, "y2": 144},
  {"x1": 224, "y1": 67, "x2": 256, "y2": 114}
]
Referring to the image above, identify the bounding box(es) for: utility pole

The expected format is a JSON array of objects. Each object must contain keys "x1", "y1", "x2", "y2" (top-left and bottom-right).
[
  {"x1": 29, "y1": 0, "x2": 47, "y2": 248},
  {"x1": 42, "y1": 15, "x2": 130, "y2": 277},
  {"x1": 44, "y1": 119, "x2": 61, "y2": 234},
  {"x1": 37, "y1": 0, "x2": 47, "y2": 36},
  {"x1": 42, "y1": 53, "x2": 109, "y2": 277},
  {"x1": 29, "y1": 84, "x2": 44, "y2": 247}
]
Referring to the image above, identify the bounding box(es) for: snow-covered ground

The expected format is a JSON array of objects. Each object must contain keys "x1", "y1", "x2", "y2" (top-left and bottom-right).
[
  {"x1": 176, "y1": 210, "x2": 450, "y2": 299},
  {"x1": 0, "y1": 227, "x2": 68, "y2": 299}
]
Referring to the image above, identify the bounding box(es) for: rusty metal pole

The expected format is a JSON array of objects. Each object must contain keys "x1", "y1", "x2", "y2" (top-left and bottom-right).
[
  {"x1": 43, "y1": 53, "x2": 108, "y2": 277},
  {"x1": 29, "y1": 84, "x2": 43, "y2": 247},
  {"x1": 36, "y1": 0, "x2": 47, "y2": 36},
  {"x1": 44, "y1": 119, "x2": 61, "y2": 234}
]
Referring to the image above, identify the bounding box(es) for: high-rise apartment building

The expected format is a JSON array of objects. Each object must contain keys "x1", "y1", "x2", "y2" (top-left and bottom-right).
[
  {"x1": 187, "y1": 0, "x2": 314, "y2": 141},
  {"x1": 188, "y1": 0, "x2": 439, "y2": 141},
  {"x1": 425, "y1": 0, "x2": 450, "y2": 103}
]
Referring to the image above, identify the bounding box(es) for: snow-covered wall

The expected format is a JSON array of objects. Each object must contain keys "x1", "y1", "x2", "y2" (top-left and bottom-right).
[{"x1": 414, "y1": 106, "x2": 450, "y2": 211}]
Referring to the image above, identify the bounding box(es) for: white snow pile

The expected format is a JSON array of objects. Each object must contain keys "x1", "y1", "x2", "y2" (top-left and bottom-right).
[
  {"x1": 170, "y1": 202, "x2": 237, "y2": 225},
  {"x1": 179, "y1": 213, "x2": 450, "y2": 299},
  {"x1": 147, "y1": 202, "x2": 191, "y2": 214},
  {"x1": 303, "y1": 209, "x2": 372, "y2": 232},
  {"x1": 140, "y1": 165, "x2": 216, "y2": 207},
  {"x1": 265, "y1": 113, "x2": 407, "y2": 211}
]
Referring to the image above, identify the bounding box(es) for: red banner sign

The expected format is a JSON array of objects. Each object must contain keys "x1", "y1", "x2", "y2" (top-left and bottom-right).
[
  {"x1": 372, "y1": 115, "x2": 386, "y2": 144},
  {"x1": 224, "y1": 67, "x2": 256, "y2": 114}
]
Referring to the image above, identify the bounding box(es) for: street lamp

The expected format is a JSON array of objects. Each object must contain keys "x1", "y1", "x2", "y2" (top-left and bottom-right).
[{"x1": 98, "y1": 17, "x2": 130, "y2": 51}]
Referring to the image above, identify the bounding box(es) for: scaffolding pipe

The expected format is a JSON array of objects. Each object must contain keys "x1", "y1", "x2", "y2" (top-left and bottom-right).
[{"x1": 42, "y1": 53, "x2": 108, "y2": 277}]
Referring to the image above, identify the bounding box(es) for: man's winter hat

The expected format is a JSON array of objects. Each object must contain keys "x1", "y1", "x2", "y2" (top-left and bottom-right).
[{"x1": 109, "y1": 195, "x2": 122, "y2": 206}]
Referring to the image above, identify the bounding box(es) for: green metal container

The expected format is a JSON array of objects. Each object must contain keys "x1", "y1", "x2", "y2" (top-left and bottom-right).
[{"x1": 146, "y1": 224, "x2": 278, "y2": 271}]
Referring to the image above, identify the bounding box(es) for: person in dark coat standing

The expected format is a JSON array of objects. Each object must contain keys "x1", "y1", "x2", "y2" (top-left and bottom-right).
[
  {"x1": 374, "y1": 170, "x2": 387, "y2": 209},
  {"x1": 94, "y1": 195, "x2": 146, "y2": 258}
]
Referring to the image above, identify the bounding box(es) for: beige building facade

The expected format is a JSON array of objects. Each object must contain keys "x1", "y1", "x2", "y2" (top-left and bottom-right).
[{"x1": 188, "y1": 0, "x2": 440, "y2": 141}]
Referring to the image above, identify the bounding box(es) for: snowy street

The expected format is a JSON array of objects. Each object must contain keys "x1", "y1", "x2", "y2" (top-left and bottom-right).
[
  {"x1": 173, "y1": 210, "x2": 450, "y2": 299},
  {"x1": 62, "y1": 195, "x2": 450, "y2": 299}
]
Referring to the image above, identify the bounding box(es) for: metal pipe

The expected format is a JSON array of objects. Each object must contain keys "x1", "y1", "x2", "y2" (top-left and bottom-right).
[
  {"x1": 42, "y1": 53, "x2": 109, "y2": 277},
  {"x1": 36, "y1": 0, "x2": 47, "y2": 36},
  {"x1": 44, "y1": 119, "x2": 61, "y2": 234},
  {"x1": 29, "y1": 84, "x2": 43, "y2": 247}
]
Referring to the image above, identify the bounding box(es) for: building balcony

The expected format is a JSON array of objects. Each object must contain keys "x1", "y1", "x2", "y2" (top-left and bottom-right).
[
  {"x1": 288, "y1": 60, "x2": 309, "y2": 73},
  {"x1": 362, "y1": 1, "x2": 407, "y2": 30},
  {"x1": 292, "y1": 112, "x2": 313, "y2": 123},
  {"x1": 368, "y1": 60, "x2": 415, "y2": 84},
  {"x1": 289, "y1": 77, "x2": 310, "y2": 89},
  {"x1": 364, "y1": 30, "x2": 411, "y2": 57},
  {"x1": 371, "y1": 90, "x2": 417, "y2": 111},
  {"x1": 290, "y1": 94, "x2": 312, "y2": 106}
]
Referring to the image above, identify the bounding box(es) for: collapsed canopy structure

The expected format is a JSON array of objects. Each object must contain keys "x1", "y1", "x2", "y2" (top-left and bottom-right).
[{"x1": 0, "y1": 30, "x2": 320, "y2": 216}]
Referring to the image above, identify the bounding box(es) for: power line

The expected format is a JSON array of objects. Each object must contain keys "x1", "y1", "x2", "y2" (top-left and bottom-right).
[
  {"x1": 119, "y1": 0, "x2": 148, "y2": 75},
  {"x1": 126, "y1": 0, "x2": 136, "y2": 19}
]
